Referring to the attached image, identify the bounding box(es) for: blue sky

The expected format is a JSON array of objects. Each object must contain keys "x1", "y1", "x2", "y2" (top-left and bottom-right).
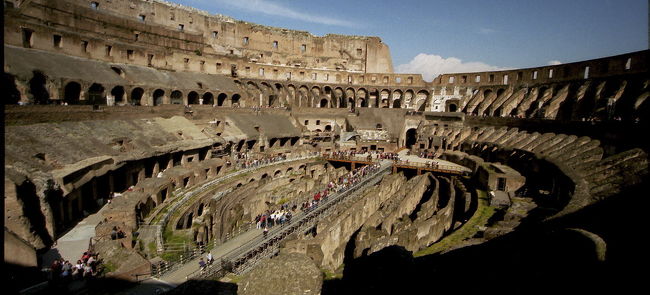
[{"x1": 175, "y1": 0, "x2": 648, "y2": 81}]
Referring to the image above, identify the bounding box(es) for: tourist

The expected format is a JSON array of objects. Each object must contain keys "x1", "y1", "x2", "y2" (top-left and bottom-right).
[
  {"x1": 198, "y1": 258, "x2": 206, "y2": 273},
  {"x1": 207, "y1": 252, "x2": 214, "y2": 265}
]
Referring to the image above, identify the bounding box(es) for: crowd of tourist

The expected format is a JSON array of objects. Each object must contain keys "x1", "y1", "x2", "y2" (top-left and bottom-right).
[
  {"x1": 252, "y1": 162, "x2": 381, "y2": 235},
  {"x1": 48, "y1": 251, "x2": 103, "y2": 285},
  {"x1": 233, "y1": 152, "x2": 288, "y2": 169},
  {"x1": 254, "y1": 204, "x2": 294, "y2": 230},
  {"x1": 323, "y1": 150, "x2": 399, "y2": 161}
]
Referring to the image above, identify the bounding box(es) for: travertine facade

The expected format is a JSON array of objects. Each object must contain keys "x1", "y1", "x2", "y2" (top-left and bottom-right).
[{"x1": 3, "y1": 0, "x2": 650, "y2": 293}]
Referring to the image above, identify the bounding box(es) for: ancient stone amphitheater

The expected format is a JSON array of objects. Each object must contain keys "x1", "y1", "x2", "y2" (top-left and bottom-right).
[{"x1": 4, "y1": 1, "x2": 649, "y2": 294}]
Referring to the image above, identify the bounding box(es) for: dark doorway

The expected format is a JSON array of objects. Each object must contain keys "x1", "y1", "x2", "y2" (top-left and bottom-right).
[
  {"x1": 64, "y1": 82, "x2": 81, "y2": 105},
  {"x1": 29, "y1": 71, "x2": 50, "y2": 104},
  {"x1": 131, "y1": 88, "x2": 144, "y2": 106},
  {"x1": 405, "y1": 128, "x2": 417, "y2": 148}
]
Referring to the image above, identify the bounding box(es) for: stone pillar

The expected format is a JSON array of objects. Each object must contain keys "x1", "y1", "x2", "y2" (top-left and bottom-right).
[{"x1": 153, "y1": 162, "x2": 160, "y2": 176}]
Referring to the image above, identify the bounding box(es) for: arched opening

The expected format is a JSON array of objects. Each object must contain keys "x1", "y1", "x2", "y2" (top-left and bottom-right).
[
  {"x1": 197, "y1": 203, "x2": 204, "y2": 216},
  {"x1": 217, "y1": 93, "x2": 227, "y2": 106},
  {"x1": 405, "y1": 128, "x2": 417, "y2": 148},
  {"x1": 449, "y1": 104, "x2": 458, "y2": 112},
  {"x1": 393, "y1": 99, "x2": 401, "y2": 108},
  {"x1": 320, "y1": 98, "x2": 329, "y2": 108},
  {"x1": 202, "y1": 92, "x2": 214, "y2": 105},
  {"x1": 131, "y1": 87, "x2": 144, "y2": 106},
  {"x1": 359, "y1": 98, "x2": 368, "y2": 107},
  {"x1": 170, "y1": 90, "x2": 183, "y2": 104},
  {"x1": 153, "y1": 89, "x2": 165, "y2": 106},
  {"x1": 324, "y1": 125, "x2": 332, "y2": 132},
  {"x1": 188, "y1": 91, "x2": 199, "y2": 105},
  {"x1": 29, "y1": 71, "x2": 50, "y2": 104},
  {"x1": 231, "y1": 94, "x2": 241, "y2": 106},
  {"x1": 64, "y1": 82, "x2": 81, "y2": 105},
  {"x1": 88, "y1": 83, "x2": 106, "y2": 105},
  {"x1": 2, "y1": 74, "x2": 21, "y2": 104},
  {"x1": 111, "y1": 86, "x2": 125, "y2": 105},
  {"x1": 348, "y1": 98, "x2": 355, "y2": 111},
  {"x1": 381, "y1": 99, "x2": 389, "y2": 108}
]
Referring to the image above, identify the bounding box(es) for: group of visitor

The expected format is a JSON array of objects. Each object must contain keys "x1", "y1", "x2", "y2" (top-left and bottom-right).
[
  {"x1": 254, "y1": 207, "x2": 294, "y2": 230},
  {"x1": 323, "y1": 150, "x2": 399, "y2": 161},
  {"x1": 49, "y1": 251, "x2": 102, "y2": 284},
  {"x1": 233, "y1": 152, "x2": 288, "y2": 169}
]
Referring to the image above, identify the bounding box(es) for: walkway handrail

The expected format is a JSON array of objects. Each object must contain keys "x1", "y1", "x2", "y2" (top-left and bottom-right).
[
  {"x1": 181, "y1": 161, "x2": 392, "y2": 280},
  {"x1": 150, "y1": 154, "x2": 320, "y2": 252},
  {"x1": 393, "y1": 160, "x2": 468, "y2": 173}
]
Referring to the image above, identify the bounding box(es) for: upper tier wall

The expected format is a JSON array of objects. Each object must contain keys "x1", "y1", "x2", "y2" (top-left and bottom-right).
[
  {"x1": 433, "y1": 50, "x2": 648, "y2": 87},
  {"x1": 4, "y1": 0, "x2": 394, "y2": 75}
]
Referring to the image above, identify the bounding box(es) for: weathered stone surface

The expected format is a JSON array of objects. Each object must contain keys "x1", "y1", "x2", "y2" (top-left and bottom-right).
[{"x1": 238, "y1": 253, "x2": 322, "y2": 295}]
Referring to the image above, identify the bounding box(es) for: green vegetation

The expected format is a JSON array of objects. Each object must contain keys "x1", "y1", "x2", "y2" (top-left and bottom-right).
[
  {"x1": 147, "y1": 241, "x2": 157, "y2": 254},
  {"x1": 103, "y1": 261, "x2": 117, "y2": 273},
  {"x1": 163, "y1": 228, "x2": 193, "y2": 245},
  {"x1": 222, "y1": 273, "x2": 243, "y2": 284},
  {"x1": 276, "y1": 197, "x2": 290, "y2": 205},
  {"x1": 322, "y1": 264, "x2": 344, "y2": 280},
  {"x1": 414, "y1": 189, "x2": 496, "y2": 257}
]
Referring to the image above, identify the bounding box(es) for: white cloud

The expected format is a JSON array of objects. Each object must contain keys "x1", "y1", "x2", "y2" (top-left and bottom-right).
[
  {"x1": 548, "y1": 60, "x2": 563, "y2": 65},
  {"x1": 396, "y1": 53, "x2": 507, "y2": 82},
  {"x1": 201, "y1": 0, "x2": 358, "y2": 28}
]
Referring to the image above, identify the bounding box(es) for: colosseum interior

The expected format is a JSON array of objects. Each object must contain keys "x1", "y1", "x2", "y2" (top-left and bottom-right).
[{"x1": 4, "y1": 0, "x2": 649, "y2": 294}]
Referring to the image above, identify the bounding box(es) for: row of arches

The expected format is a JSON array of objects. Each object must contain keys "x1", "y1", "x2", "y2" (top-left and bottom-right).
[
  {"x1": 61, "y1": 81, "x2": 240, "y2": 106},
  {"x1": 235, "y1": 79, "x2": 432, "y2": 111}
]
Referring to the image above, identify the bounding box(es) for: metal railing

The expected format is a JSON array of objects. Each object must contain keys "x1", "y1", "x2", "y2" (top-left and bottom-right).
[
  {"x1": 393, "y1": 160, "x2": 469, "y2": 173},
  {"x1": 181, "y1": 162, "x2": 391, "y2": 280},
  {"x1": 150, "y1": 154, "x2": 319, "y2": 253}
]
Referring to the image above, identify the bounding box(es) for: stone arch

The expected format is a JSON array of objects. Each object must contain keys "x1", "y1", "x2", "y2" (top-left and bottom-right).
[
  {"x1": 335, "y1": 87, "x2": 345, "y2": 108},
  {"x1": 88, "y1": 83, "x2": 106, "y2": 105},
  {"x1": 446, "y1": 99, "x2": 460, "y2": 112},
  {"x1": 416, "y1": 90, "x2": 429, "y2": 107},
  {"x1": 357, "y1": 88, "x2": 368, "y2": 107},
  {"x1": 346, "y1": 87, "x2": 356, "y2": 110},
  {"x1": 202, "y1": 92, "x2": 214, "y2": 105},
  {"x1": 231, "y1": 94, "x2": 241, "y2": 106},
  {"x1": 217, "y1": 93, "x2": 228, "y2": 106},
  {"x1": 324, "y1": 86, "x2": 333, "y2": 98},
  {"x1": 188, "y1": 91, "x2": 199, "y2": 105},
  {"x1": 392, "y1": 89, "x2": 403, "y2": 106},
  {"x1": 405, "y1": 128, "x2": 418, "y2": 148},
  {"x1": 153, "y1": 89, "x2": 165, "y2": 106},
  {"x1": 274, "y1": 169, "x2": 283, "y2": 178},
  {"x1": 393, "y1": 99, "x2": 402, "y2": 108},
  {"x1": 130, "y1": 87, "x2": 144, "y2": 106},
  {"x1": 298, "y1": 85, "x2": 310, "y2": 107},
  {"x1": 170, "y1": 90, "x2": 183, "y2": 104},
  {"x1": 415, "y1": 98, "x2": 426, "y2": 111},
  {"x1": 29, "y1": 71, "x2": 50, "y2": 104},
  {"x1": 111, "y1": 86, "x2": 126, "y2": 105},
  {"x1": 320, "y1": 98, "x2": 329, "y2": 108},
  {"x1": 2, "y1": 73, "x2": 22, "y2": 104},
  {"x1": 64, "y1": 81, "x2": 82, "y2": 104}
]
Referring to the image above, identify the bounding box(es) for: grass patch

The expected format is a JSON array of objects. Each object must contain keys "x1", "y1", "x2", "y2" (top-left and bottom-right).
[
  {"x1": 413, "y1": 189, "x2": 495, "y2": 257},
  {"x1": 103, "y1": 261, "x2": 117, "y2": 273},
  {"x1": 147, "y1": 241, "x2": 157, "y2": 253},
  {"x1": 221, "y1": 273, "x2": 243, "y2": 284},
  {"x1": 322, "y1": 264, "x2": 344, "y2": 280}
]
